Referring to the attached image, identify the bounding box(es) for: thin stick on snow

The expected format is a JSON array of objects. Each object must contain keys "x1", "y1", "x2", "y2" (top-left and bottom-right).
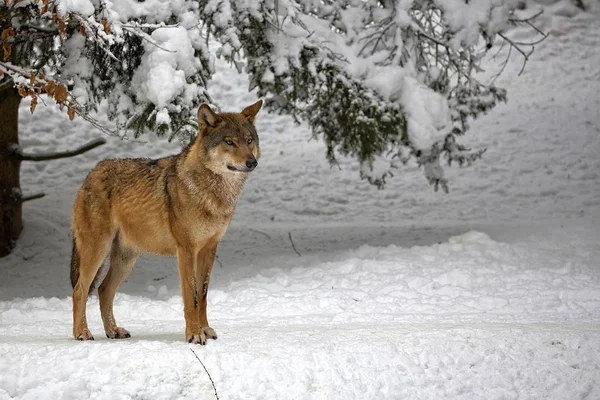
[
  {"x1": 249, "y1": 228, "x2": 271, "y2": 240},
  {"x1": 190, "y1": 349, "x2": 219, "y2": 400},
  {"x1": 288, "y1": 232, "x2": 301, "y2": 257}
]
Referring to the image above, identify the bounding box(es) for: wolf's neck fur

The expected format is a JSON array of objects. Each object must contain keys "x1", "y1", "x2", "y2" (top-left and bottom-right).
[{"x1": 176, "y1": 145, "x2": 247, "y2": 213}]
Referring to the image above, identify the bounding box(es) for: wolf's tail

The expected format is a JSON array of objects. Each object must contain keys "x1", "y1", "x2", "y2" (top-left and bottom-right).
[{"x1": 70, "y1": 237, "x2": 80, "y2": 288}]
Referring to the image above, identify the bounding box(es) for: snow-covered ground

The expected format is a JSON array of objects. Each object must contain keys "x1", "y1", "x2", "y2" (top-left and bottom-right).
[{"x1": 1, "y1": 7, "x2": 600, "y2": 400}]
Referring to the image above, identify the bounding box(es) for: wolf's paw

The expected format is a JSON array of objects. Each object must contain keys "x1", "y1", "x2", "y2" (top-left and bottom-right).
[
  {"x1": 106, "y1": 327, "x2": 131, "y2": 339},
  {"x1": 187, "y1": 331, "x2": 207, "y2": 345},
  {"x1": 75, "y1": 328, "x2": 94, "y2": 341},
  {"x1": 203, "y1": 327, "x2": 218, "y2": 340}
]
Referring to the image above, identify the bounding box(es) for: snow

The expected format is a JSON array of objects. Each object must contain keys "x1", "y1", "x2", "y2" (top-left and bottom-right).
[
  {"x1": 132, "y1": 26, "x2": 202, "y2": 109},
  {"x1": 1, "y1": 6, "x2": 600, "y2": 400},
  {"x1": 400, "y1": 76, "x2": 452, "y2": 150},
  {"x1": 57, "y1": 0, "x2": 95, "y2": 17}
]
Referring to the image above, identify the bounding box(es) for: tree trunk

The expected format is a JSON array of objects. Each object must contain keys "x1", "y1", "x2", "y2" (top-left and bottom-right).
[{"x1": 0, "y1": 87, "x2": 22, "y2": 257}]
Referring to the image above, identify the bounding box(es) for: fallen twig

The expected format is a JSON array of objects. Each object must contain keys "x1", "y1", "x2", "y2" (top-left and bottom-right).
[
  {"x1": 288, "y1": 231, "x2": 301, "y2": 257},
  {"x1": 190, "y1": 349, "x2": 219, "y2": 400},
  {"x1": 249, "y1": 228, "x2": 271, "y2": 240}
]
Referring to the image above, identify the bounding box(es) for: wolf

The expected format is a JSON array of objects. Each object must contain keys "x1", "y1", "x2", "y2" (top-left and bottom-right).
[{"x1": 70, "y1": 100, "x2": 262, "y2": 344}]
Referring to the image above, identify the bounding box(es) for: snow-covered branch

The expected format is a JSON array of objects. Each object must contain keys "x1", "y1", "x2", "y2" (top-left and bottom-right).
[{"x1": 0, "y1": 0, "x2": 549, "y2": 189}]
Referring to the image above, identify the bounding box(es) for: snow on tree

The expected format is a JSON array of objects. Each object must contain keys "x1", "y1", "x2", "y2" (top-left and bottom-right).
[{"x1": 0, "y1": 0, "x2": 545, "y2": 256}]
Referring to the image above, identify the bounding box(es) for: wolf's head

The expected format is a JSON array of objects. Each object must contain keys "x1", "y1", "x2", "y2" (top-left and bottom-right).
[{"x1": 195, "y1": 100, "x2": 262, "y2": 175}]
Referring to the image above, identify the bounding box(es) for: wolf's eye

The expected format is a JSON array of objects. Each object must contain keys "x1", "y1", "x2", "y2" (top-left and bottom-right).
[
  {"x1": 247, "y1": 138, "x2": 253, "y2": 145},
  {"x1": 224, "y1": 139, "x2": 234, "y2": 146}
]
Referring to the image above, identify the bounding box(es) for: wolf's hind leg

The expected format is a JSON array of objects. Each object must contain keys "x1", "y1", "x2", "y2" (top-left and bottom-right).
[{"x1": 99, "y1": 236, "x2": 139, "y2": 339}]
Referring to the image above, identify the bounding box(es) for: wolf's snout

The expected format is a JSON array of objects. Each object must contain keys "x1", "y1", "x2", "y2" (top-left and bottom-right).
[{"x1": 246, "y1": 159, "x2": 258, "y2": 171}]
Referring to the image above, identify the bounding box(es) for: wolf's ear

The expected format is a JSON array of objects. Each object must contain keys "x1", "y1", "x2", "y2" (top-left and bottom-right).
[
  {"x1": 241, "y1": 100, "x2": 263, "y2": 124},
  {"x1": 197, "y1": 104, "x2": 221, "y2": 134}
]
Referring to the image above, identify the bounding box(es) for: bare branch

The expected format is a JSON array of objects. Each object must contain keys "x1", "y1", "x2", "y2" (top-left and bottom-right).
[
  {"x1": 121, "y1": 21, "x2": 180, "y2": 30},
  {"x1": 509, "y1": 9, "x2": 544, "y2": 24},
  {"x1": 23, "y1": 23, "x2": 58, "y2": 34},
  {"x1": 17, "y1": 138, "x2": 106, "y2": 161},
  {"x1": 121, "y1": 25, "x2": 176, "y2": 53},
  {"x1": 21, "y1": 192, "x2": 45, "y2": 202},
  {"x1": 0, "y1": 77, "x2": 14, "y2": 92},
  {"x1": 497, "y1": 32, "x2": 535, "y2": 76},
  {"x1": 524, "y1": 19, "x2": 548, "y2": 38},
  {"x1": 491, "y1": 44, "x2": 512, "y2": 83},
  {"x1": 0, "y1": 62, "x2": 143, "y2": 141}
]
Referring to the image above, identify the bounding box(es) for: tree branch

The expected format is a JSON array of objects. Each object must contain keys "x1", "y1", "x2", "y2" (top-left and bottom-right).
[
  {"x1": 23, "y1": 23, "x2": 58, "y2": 34},
  {"x1": 497, "y1": 32, "x2": 535, "y2": 76},
  {"x1": 17, "y1": 138, "x2": 106, "y2": 161},
  {"x1": 0, "y1": 77, "x2": 14, "y2": 92},
  {"x1": 21, "y1": 192, "x2": 45, "y2": 202}
]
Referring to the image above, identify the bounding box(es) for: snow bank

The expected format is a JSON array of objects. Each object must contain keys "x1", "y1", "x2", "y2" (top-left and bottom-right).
[{"x1": 1, "y1": 232, "x2": 599, "y2": 399}]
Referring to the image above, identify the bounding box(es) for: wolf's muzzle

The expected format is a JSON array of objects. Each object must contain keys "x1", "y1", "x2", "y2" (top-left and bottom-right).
[{"x1": 246, "y1": 158, "x2": 258, "y2": 171}]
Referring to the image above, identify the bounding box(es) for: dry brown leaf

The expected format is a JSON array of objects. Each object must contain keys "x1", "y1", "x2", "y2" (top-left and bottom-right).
[
  {"x1": 30, "y1": 96, "x2": 38, "y2": 114},
  {"x1": 1, "y1": 28, "x2": 14, "y2": 41},
  {"x1": 29, "y1": 72, "x2": 35, "y2": 86},
  {"x1": 101, "y1": 17, "x2": 110, "y2": 34},
  {"x1": 41, "y1": 0, "x2": 48, "y2": 14},
  {"x1": 54, "y1": 85, "x2": 68, "y2": 103},
  {"x1": 44, "y1": 81, "x2": 56, "y2": 96},
  {"x1": 1, "y1": 28, "x2": 14, "y2": 61},
  {"x1": 58, "y1": 16, "x2": 66, "y2": 37},
  {"x1": 68, "y1": 103, "x2": 75, "y2": 120},
  {"x1": 17, "y1": 84, "x2": 26, "y2": 97},
  {"x1": 79, "y1": 24, "x2": 86, "y2": 36},
  {"x1": 2, "y1": 42, "x2": 10, "y2": 61}
]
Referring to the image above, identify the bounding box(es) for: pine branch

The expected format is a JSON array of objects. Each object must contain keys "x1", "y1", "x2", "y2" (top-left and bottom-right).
[
  {"x1": 17, "y1": 138, "x2": 106, "y2": 161},
  {"x1": 71, "y1": 14, "x2": 119, "y2": 62}
]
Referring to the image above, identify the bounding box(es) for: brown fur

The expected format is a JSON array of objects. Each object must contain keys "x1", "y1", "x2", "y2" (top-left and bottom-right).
[{"x1": 70, "y1": 101, "x2": 262, "y2": 344}]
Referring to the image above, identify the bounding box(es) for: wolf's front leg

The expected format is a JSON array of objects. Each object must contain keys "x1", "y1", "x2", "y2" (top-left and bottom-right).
[
  {"x1": 177, "y1": 248, "x2": 205, "y2": 344},
  {"x1": 197, "y1": 241, "x2": 219, "y2": 341}
]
